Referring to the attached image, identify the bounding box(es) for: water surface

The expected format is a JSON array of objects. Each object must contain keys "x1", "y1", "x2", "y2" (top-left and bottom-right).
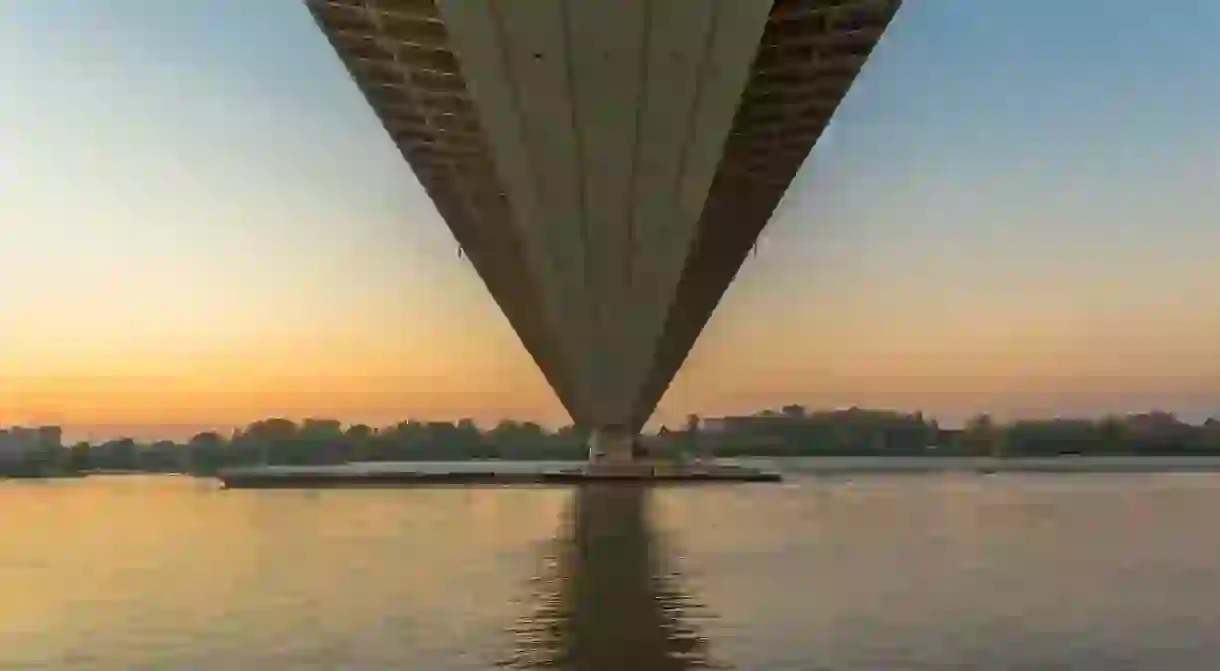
[{"x1": 3, "y1": 471, "x2": 1220, "y2": 669}]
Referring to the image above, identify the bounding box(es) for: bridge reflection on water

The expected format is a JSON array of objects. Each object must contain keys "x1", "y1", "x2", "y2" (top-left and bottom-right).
[{"x1": 500, "y1": 486, "x2": 723, "y2": 670}]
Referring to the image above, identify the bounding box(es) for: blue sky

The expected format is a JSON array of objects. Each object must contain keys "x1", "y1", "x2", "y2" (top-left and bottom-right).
[{"x1": 1, "y1": 0, "x2": 1218, "y2": 439}]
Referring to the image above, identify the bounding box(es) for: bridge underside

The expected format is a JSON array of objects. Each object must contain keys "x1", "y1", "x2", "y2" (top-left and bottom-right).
[{"x1": 306, "y1": 0, "x2": 900, "y2": 437}]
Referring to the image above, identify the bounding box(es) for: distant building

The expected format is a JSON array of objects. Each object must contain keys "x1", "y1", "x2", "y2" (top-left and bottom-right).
[
  {"x1": 700, "y1": 415, "x2": 796, "y2": 435},
  {"x1": 700, "y1": 418, "x2": 728, "y2": 434},
  {"x1": 0, "y1": 426, "x2": 60, "y2": 463},
  {"x1": 933, "y1": 428, "x2": 962, "y2": 447},
  {"x1": 1126, "y1": 412, "x2": 1182, "y2": 434},
  {"x1": 302, "y1": 419, "x2": 342, "y2": 435},
  {"x1": 425, "y1": 422, "x2": 453, "y2": 432},
  {"x1": 0, "y1": 429, "x2": 19, "y2": 462},
  {"x1": 37, "y1": 426, "x2": 63, "y2": 451}
]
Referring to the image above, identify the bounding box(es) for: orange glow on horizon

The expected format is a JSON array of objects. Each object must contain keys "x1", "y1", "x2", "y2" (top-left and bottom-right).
[{"x1": 4, "y1": 288, "x2": 1219, "y2": 441}]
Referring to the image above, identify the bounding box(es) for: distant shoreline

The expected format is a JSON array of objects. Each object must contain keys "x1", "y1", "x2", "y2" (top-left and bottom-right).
[
  {"x1": 750, "y1": 455, "x2": 1220, "y2": 475},
  {"x1": 11, "y1": 455, "x2": 1220, "y2": 481}
]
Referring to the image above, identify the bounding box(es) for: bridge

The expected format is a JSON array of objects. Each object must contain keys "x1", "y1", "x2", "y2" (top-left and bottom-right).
[{"x1": 304, "y1": 0, "x2": 901, "y2": 462}]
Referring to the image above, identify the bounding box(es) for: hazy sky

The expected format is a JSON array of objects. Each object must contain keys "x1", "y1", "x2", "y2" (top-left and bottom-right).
[{"x1": 3, "y1": 1, "x2": 1218, "y2": 440}]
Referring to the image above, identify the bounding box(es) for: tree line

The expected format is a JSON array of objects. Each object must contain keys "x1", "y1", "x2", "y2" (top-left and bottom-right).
[
  {"x1": 692, "y1": 406, "x2": 1220, "y2": 458},
  {"x1": 1, "y1": 418, "x2": 585, "y2": 477},
  {"x1": 3, "y1": 407, "x2": 1220, "y2": 477}
]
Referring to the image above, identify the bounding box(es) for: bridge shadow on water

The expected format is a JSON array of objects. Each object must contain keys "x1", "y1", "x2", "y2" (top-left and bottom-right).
[{"x1": 499, "y1": 485, "x2": 725, "y2": 670}]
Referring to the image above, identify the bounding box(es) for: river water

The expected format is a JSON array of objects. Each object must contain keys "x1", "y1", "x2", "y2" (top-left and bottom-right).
[{"x1": 4, "y1": 471, "x2": 1220, "y2": 669}]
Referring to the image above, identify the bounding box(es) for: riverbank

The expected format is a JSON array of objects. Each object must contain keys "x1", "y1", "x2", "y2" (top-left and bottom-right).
[
  {"x1": 760, "y1": 455, "x2": 1220, "y2": 475},
  {"x1": 213, "y1": 456, "x2": 1220, "y2": 488},
  {"x1": 11, "y1": 455, "x2": 1220, "y2": 483}
]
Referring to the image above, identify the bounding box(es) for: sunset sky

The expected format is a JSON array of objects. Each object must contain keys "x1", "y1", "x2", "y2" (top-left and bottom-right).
[{"x1": 2, "y1": 0, "x2": 1218, "y2": 441}]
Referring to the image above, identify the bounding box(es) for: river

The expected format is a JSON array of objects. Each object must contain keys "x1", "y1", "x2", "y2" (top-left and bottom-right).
[{"x1": 4, "y1": 470, "x2": 1220, "y2": 669}]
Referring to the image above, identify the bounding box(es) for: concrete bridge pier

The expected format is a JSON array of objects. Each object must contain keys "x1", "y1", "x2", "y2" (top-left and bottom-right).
[{"x1": 587, "y1": 425, "x2": 637, "y2": 464}]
